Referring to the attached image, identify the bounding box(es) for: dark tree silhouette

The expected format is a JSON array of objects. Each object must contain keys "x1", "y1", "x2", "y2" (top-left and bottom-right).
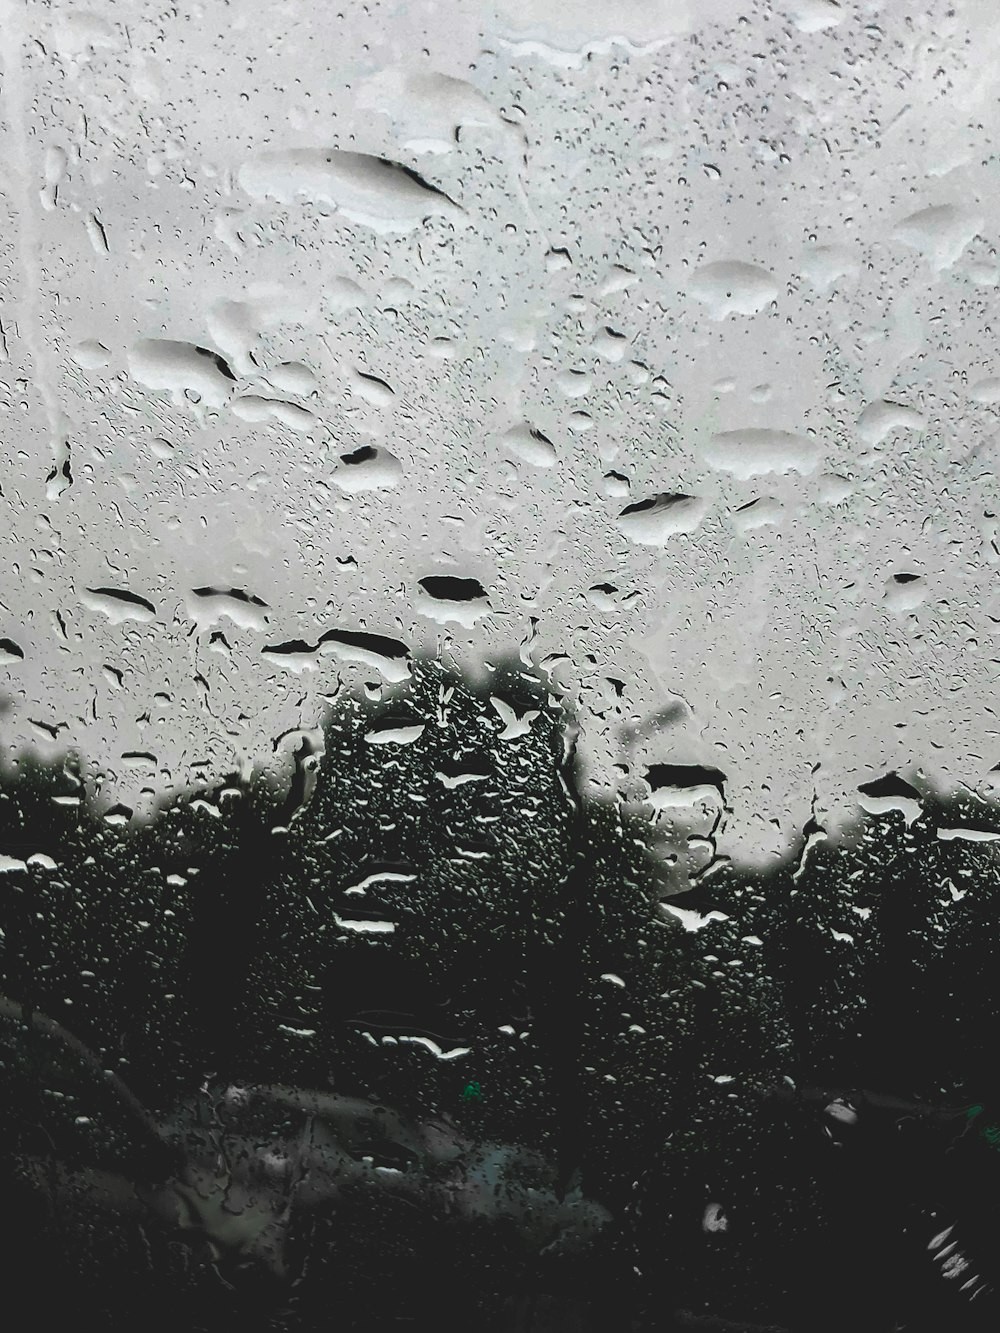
[{"x1": 1, "y1": 657, "x2": 999, "y2": 1331}]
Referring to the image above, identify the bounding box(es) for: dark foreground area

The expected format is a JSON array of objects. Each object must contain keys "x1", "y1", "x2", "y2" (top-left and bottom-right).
[{"x1": 2, "y1": 661, "x2": 998, "y2": 1330}]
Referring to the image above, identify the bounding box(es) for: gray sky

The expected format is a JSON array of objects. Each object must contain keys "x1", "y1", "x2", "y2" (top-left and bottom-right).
[{"x1": 0, "y1": 0, "x2": 997, "y2": 869}]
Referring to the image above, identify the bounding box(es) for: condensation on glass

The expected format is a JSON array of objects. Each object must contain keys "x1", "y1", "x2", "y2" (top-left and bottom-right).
[{"x1": 0, "y1": 1, "x2": 998, "y2": 1329}]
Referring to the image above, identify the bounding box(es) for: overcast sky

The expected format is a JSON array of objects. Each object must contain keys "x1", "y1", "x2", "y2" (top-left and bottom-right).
[{"x1": 1, "y1": 0, "x2": 997, "y2": 867}]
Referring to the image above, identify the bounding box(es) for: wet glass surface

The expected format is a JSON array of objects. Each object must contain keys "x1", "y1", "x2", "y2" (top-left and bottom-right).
[{"x1": 1, "y1": 1, "x2": 999, "y2": 1328}]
